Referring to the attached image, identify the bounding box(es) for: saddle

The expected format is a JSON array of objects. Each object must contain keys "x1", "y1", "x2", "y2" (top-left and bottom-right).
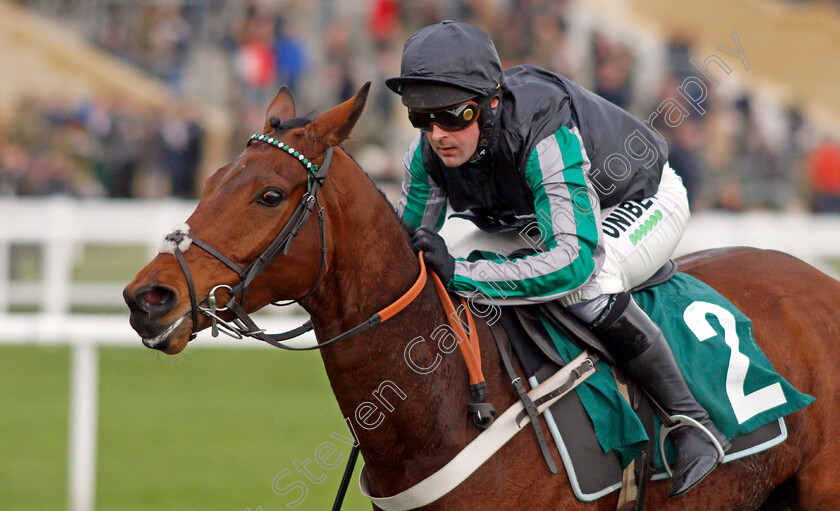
[{"x1": 497, "y1": 261, "x2": 790, "y2": 510}]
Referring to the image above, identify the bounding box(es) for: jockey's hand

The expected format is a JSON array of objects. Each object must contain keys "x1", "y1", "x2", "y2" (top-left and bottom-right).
[{"x1": 412, "y1": 227, "x2": 455, "y2": 285}]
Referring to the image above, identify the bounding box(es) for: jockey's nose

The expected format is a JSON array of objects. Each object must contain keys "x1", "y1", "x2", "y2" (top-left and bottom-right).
[
  {"x1": 428, "y1": 124, "x2": 448, "y2": 141},
  {"x1": 124, "y1": 284, "x2": 178, "y2": 318}
]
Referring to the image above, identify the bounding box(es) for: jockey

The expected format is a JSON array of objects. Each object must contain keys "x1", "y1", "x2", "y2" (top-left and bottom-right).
[{"x1": 387, "y1": 21, "x2": 730, "y2": 497}]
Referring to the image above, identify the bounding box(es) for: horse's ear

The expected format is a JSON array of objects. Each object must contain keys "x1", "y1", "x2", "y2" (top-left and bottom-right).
[
  {"x1": 263, "y1": 86, "x2": 296, "y2": 134},
  {"x1": 307, "y1": 82, "x2": 370, "y2": 149}
]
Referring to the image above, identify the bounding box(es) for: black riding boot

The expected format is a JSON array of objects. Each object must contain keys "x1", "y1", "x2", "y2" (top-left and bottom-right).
[{"x1": 590, "y1": 293, "x2": 731, "y2": 497}]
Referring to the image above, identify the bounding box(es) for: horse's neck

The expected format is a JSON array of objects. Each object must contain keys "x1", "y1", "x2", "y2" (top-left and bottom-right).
[
  {"x1": 304, "y1": 160, "x2": 419, "y2": 326},
  {"x1": 301, "y1": 162, "x2": 477, "y2": 494}
]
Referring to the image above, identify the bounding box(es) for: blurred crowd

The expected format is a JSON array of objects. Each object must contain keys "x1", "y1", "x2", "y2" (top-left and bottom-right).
[
  {"x1": 1, "y1": 95, "x2": 203, "y2": 198},
  {"x1": 3, "y1": 0, "x2": 840, "y2": 213}
]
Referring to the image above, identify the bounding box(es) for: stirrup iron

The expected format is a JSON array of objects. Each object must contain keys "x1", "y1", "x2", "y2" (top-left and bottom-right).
[{"x1": 659, "y1": 414, "x2": 726, "y2": 478}]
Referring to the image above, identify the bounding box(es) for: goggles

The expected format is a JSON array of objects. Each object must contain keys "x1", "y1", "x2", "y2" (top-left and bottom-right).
[{"x1": 407, "y1": 102, "x2": 480, "y2": 131}]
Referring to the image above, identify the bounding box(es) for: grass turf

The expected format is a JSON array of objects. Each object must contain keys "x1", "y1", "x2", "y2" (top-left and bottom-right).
[{"x1": 0, "y1": 345, "x2": 371, "y2": 511}]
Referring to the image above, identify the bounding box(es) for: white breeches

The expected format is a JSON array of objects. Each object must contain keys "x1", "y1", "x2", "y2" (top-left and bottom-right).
[
  {"x1": 447, "y1": 163, "x2": 690, "y2": 313},
  {"x1": 594, "y1": 162, "x2": 690, "y2": 295}
]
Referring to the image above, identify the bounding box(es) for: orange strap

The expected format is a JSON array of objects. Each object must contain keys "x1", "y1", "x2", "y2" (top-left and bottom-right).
[
  {"x1": 378, "y1": 251, "x2": 428, "y2": 321},
  {"x1": 430, "y1": 267, "x2": 485, "y2": 386},
  {"x1": 376, "y1": 252, "x2": 484, "y2": 386}
]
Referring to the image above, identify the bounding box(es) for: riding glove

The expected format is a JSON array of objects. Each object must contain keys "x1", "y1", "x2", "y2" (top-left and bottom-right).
[{"x1": 412, "y1": 227, "x2": 456, "y2": 285}]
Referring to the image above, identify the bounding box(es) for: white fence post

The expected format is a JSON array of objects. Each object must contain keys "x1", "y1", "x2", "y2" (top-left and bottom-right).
[
  {"x1": 0, "y1": 240, "x2": 8, "y2": 312},
  {"x1": 44, "y1": 199, "x2": 74, "y2": 316},
  {"x1": 67, "y1": 342, "x2": 98, "y2": 511}
]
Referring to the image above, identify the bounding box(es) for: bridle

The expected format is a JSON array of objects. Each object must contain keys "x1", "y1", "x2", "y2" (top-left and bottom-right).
[
  {"x1": 162, "y1": 132, "x2": 492, "y2": 511},
  {"x1": 163, "y1": 133, "x2": 427, "y2": 351}
]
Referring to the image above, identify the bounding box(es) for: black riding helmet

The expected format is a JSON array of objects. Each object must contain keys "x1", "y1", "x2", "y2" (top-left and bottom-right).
[{"x1": 387, "y1": 21, "x2": 505, "y2": 157}]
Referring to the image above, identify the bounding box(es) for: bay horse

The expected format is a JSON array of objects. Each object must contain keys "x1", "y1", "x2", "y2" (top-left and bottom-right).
[{"x1": 124, "y1": 84, "x2": 840, "y2": 510}]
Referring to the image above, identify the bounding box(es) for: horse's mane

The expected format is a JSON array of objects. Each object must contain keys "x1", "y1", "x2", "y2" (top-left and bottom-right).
[
  {"x1": 270, "y1": 117, "x2": 414, "y2": 241},
  {"x1": 342, "y1": 144, "x2": 416, "y2": 241}
]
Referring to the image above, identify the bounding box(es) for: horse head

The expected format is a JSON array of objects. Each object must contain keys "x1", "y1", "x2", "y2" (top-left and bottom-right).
[{"x1": 124, "y1": 83, "x2": 373, "y2": 354}]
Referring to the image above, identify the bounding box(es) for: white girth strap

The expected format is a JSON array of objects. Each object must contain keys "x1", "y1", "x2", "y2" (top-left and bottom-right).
[{"x1": 359, "y1": 351, "x2": 598, "y2": 511}]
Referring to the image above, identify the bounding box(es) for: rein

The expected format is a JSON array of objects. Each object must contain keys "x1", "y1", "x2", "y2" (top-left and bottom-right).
[
  {"x1": 163, "y1": 134, "x2": 486, "y2": 384},
  {"x1": 164, "y1": 134, "x2": 429, "y2": 351},
  {"x1": 164, "y1": 132, "x2": 493, "y2": 509}
]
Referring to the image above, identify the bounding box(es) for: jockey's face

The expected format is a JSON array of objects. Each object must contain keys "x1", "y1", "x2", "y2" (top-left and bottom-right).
[
  {"x1": 426, "y1": 116, "x2": 480, "y2": 168},
  {"x1": 424, "y1": 98, "x2": 497, "y2": 168}
]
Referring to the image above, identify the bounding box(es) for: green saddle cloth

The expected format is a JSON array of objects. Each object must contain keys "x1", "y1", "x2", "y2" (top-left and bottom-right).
[{"x1": 539, "y1": 272, "x2": 815, "y2": 468}]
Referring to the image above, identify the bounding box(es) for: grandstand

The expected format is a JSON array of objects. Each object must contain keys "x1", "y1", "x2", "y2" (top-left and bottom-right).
[{"x1": 3, "y1": 0, "x2": 839, "y2": 208}]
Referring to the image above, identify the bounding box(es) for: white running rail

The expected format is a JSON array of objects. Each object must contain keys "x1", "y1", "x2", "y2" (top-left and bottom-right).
[{"x1": 0, "y1": 197, "x2": 838, "y2": 511}]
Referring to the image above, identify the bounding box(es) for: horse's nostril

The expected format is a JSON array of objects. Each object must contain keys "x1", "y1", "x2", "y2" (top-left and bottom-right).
[
  {"x1": 134, "y1": 285, "x2": 177, "y2": 315},
  {"x1": 144, "y1": 288, "x2": 166, "y2": 305}
]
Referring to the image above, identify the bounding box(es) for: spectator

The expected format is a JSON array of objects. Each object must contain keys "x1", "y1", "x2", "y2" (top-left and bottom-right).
[
  {"x1": 147, "y1": 5, "x2": 193, "y2": 91},
  {"x1": 155, "y1": 103, "x2": 204, "y2": 198},
  {"x1": 807, "y1": 137, "x2": 840, "y2": 212},
  {"x1": 667, "y1": 119, "x2": 707, "y2": 208},
  {"x1": 592, "y1": 33, "x2": 634, "y2": 109},
  {"x1": 93, "y1": 101, "x2": 152, "y2": 198},
  {"x1": 272, "y1": 17, "x2": 308, "y2": 94},
  {"x1": 368, "y1": 0, "x2": 399, "y2": 48},
  {"x1": 234, "y1": 15, "x2": 276, "y2": 103},
  {"x1": 729, "y1": 96, "x2": 785, "y2": 210}
]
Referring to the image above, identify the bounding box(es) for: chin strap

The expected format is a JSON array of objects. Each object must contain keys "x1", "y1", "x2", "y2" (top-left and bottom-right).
[{"x1": 472, "y1": 87, "x2": 503, "y2": 161}]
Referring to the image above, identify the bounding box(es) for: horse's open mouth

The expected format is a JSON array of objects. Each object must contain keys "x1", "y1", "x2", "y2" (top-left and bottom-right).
[{"x1": 140, "y1": 314, "x2": 188, "y2": 351}]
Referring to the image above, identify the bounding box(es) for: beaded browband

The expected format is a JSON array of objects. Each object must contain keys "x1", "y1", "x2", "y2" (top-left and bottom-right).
[{"x1": 247, "y1": 133, "x2": 319, "y2": 173}]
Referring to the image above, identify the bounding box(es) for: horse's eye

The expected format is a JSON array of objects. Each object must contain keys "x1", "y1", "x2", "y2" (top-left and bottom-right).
[{"x1": 257, "y1": 188, "x2": 285, "y2": 207}]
